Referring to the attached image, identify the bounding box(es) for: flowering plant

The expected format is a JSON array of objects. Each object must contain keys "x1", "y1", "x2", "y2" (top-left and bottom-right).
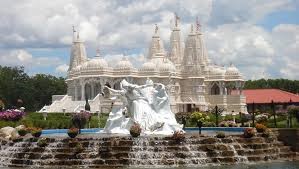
[
  {"x1": 255, "y1": 123, "x2": 267, "y2": 133},
  {"x1": 67, "y1": 127, "x2": 79, "y2": 138},
  {"x1": 216, "y1": 131, "x2": 225, "y2": 138},
  {"x1": 130, "y1": 122, "x2": 142, "y2": 137},
  {"x1": 243, "y1": 128, "x2": 256, "y2": 138},
  {"x1": 71, "y1": 110, "x2": 91, "y2": 132},
  {"x1": 261, "y1": 128, "x2": 273, "y2": 138},
  {"x1": 172, "y1": 130, "x2": 185, "y2": 141},
  {"x1": 190, "y1": 112, "x2": 210, "y2": 124},
  {"x1": 68, "y1": 127, "x2": 79, "y2": 134},
  {"x1": 219, "y1": 121, "x2": 237, "y2": 127},
  {"x1": 28, "y1": 127, "x2": 42, "y2": 138},
  {"x1": 0, "y1": 109, "x2": 25, "y2": 121}
]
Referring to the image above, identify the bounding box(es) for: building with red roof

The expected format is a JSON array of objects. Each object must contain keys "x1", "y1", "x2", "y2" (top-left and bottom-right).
[
  {"x1": 234, "y1": 89, "x2": 299, "y2": 113},
  {"x1": 242, "y1": 89, "x2": 299, "y2": 104}
]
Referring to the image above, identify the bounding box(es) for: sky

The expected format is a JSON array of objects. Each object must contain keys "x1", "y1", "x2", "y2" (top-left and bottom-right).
[{"x1": 0, "y1": 0, "x2": 298, "y2": 80}]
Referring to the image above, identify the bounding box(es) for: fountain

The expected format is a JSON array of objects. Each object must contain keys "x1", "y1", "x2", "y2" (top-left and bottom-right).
[
  {"x1": 0, "y1": 134, "x2": 297, "y2": 168},
  {"x1": 0, "y1": 80, "x2": 297, "y2": 168}
]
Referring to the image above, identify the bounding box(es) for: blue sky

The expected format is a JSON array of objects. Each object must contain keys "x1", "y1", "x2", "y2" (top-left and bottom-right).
[{"x1": 0, "y1": 0, "x2": 298, "y2": 79}]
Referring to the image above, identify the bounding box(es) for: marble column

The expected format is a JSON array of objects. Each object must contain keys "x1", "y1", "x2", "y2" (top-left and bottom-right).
[
  {"x1": 74, "y1": 85, "x2": 77, "y2": 101},
  {"x1": 81, "y1": 84, "x2": 85, "y2": 101},
  {"x1": 91, "y1": 83, "x2": 95, "y2": 98}
]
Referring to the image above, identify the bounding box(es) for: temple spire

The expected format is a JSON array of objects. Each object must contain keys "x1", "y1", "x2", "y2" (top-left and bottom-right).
[
  {"x1": 72, "y1": 25, "x2": 77, "y2": 42},
  {"x1": 95, "y1": 48, "x2": 101, "y2": 57},
  {"x1": 174, "y1": 13, "x2": 180, "y2": 27},
  {"x1": 155, "y1": 24, "x2": 159, "y2": 34},
  {"x1": 190, "y1": 24, "x2": 194, "y2": 33},
  {"x1": 77, "y1": 31, "x2": 80, "y2": 40}
]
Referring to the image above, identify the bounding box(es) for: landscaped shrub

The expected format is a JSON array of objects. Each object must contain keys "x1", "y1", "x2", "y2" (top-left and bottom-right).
[
  {"x1": 37, "y1": 138, "x2": 48, "y2": 147},
  {"x1": 255, "y1": 123, "x2": 267, "y2": 133},
  {"x1": 255, "y1": 114, "x2": 269, "y2": 123},
  {"x1": 130, "y1": 123, "x2": 141, "y2": 137},
  {"x1": 203, "y1": 122, "x2": 216, "y2": 127},
  {"x1": 243, "y1": 128, "x2": 256, "y2": 138},
  {"x1": 71, "y1": 110, "x2": 91, "y2": 132},
  {"x1": 172, "y1": 130, "x2": 185, "y2": 141},
  {"x1": 216, "y1": 131, "x2": 225, "y2": 138},
  {"x1": 75, "y1": 142, "x2": 84, "y2": 153},
  {"x1": 190, "y1": 112, "x2": 210, "y2": 124},
  {"x1": 0, "y1": 112, "x2": 108, "y2": 129},
  {"x1": 0, "y1": 100, "x2": 4, "y2": 111},
  {"x1": 17, "y1": 128, "x2": 27, "y2": 136},
  {"x1": 219, "y1": 121, "x2": 237, "y2": 127},
  {"x1": 0, "y1": 109, "x2": 25, "y2": 121},
  {"x1": 28, "y1": 127, "x2": 42, "y2": 138},
  {"x1": 67, "y1": 127, "x2": 79, "y2": 138},
  {"x1": 261, "y1": 128, "x2": 273, "y2": 138}
]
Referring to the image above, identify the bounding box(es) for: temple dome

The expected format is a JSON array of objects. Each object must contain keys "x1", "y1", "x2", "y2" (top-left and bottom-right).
[
  {"x1": 141, "y1": 61, "x2": 157, "y2": 71},
  {"x1": 225, "y1": 64, "x2": 240, "y2": 75},
  {"x1": 158, "y1": 60, "x2": 176, "y2": 72},
  {"x1": 115, "y1": 56, "x2": 134, "y2": 70},
  {"x1": 209, "y1": 66, "x2": 225, "y2": 75},
  {"x1": 81, "y1": 56, "x2": 108, "y2": 71}
]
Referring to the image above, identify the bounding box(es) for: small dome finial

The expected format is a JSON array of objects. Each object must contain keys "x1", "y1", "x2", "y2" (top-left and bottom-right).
[
  {"x1": 77, "y1": 31, "x2": 80, "y2": 40},
  {"x1": 72, "y1": 25, "x2": 77, "y2": 41},
  {"x1": 95, "y1": 48, "x2": 101, "y2": 57},
  {"x1": 174, "y1": 13, "x2": 180, "y2": 27},
  {"x1": 196, "y1": 17, "x2": 201, "y2": 31},
  {"x1": 155, "y1": 24, "x2": 159, "y2": 34},
  {"x1": 190, "y1": 24, "x2": 194, "y2": 33}
]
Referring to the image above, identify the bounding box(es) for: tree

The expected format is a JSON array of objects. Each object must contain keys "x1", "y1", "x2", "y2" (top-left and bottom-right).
[
  {"x1": 0, "y1": 66, "x2": 34, "y2": 110},
  {"x1": 30, "y1": 74, "x2": 67, "y2": 110},
  {"x1": 244, "y1": 78, "x2": 299, "y2": 94},
  {"x1": 0, "y1": 66, "x2": 67, "y2": 111}
]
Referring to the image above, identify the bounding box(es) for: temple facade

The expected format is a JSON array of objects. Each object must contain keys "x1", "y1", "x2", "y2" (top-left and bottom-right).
[{"x1": 41, "y1": 15, "x2": 247, "y2": 114}]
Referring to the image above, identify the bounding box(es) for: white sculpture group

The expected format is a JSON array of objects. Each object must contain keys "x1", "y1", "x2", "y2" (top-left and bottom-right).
[{"x1": 102, "y1": 79, "x2": 183, "y2": 135}]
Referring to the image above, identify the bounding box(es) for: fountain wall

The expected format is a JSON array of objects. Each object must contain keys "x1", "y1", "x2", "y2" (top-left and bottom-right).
[{"x1": 0, "y1": 134, "x2": 297, "y2": 168}]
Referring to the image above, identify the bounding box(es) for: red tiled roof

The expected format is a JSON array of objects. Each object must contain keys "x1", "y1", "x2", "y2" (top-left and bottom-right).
[{"x1": 238, "y1": 89, "x2": 299, "y2": 104}]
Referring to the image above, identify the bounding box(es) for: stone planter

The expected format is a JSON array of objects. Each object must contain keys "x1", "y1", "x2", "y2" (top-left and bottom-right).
[
  {"x1": 130, "y1": 131, "x2": 140, "y2": 138},
  {"x1": 68, "y1": 132, "x2": 78, "y2": 138},
  {"x1": 31, "y1": 131, "x2": 42, "y2": 138}
]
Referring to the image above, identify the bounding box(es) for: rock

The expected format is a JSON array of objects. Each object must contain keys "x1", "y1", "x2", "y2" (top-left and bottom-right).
[{"x1": 0, "y1": 127, "x2": 18, "y2": 140}]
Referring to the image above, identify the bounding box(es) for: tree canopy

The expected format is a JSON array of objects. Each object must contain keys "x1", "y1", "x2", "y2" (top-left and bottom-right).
[
  {"x1": 1, "y1": 66, "x2": 298, "y2": 112},
  {"x1": 244, "y1": 79, "x2": 299, "y2": 94},
  {"x1": 0, "y1": 66, "x2": 67, "y2": 111}
]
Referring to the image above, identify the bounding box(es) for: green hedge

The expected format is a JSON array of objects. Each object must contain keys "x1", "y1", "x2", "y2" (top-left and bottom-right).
[{"x1": 0, "y1": 112, "x2": 109, "y2": 129}]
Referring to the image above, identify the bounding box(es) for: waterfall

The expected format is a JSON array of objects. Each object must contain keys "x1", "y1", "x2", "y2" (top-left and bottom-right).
[{"x1": 0, "y1": 135, "x2": 296, "y2": 167}]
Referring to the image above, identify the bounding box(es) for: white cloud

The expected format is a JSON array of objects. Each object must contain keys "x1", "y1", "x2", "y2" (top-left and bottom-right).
[
  {"x1": 0, "y1": 49, "x2": 64, "y2": 69},
  {"x1": 0, "y1": 0, "x2": 298, "y2": 79},
  {"x1": 205, "y1": 23, "x2": 299, "y2": 79},
  {"x1": 55, "y1": 64, "x2": 69, "y2": 74}
]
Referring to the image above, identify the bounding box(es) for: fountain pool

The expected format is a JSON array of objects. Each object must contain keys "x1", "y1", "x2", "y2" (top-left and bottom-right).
[{"x1": 41, "y1": 127, "x2": 247, "y2": 137}]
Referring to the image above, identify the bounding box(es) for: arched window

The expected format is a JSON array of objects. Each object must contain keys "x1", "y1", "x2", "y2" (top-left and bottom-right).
[
  {"x1": 94, "y1": 83, "x2": 102, "y2": 96},
  {"x1": 211, "y1": 83, "x2": 220, "y2": 95},
  {"x1": 114, "y1": 81, "x2": 121, "y2": 90}
]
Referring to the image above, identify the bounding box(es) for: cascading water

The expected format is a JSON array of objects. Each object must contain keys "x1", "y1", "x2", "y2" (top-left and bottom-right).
[{"x1": 0, "y1": 135, "x2": 296, "y2": 168}]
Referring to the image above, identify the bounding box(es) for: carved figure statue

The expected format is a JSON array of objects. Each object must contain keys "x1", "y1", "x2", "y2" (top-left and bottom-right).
[{"x1": 102, "y1": 79, "x2": 183, "y2": 135}]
